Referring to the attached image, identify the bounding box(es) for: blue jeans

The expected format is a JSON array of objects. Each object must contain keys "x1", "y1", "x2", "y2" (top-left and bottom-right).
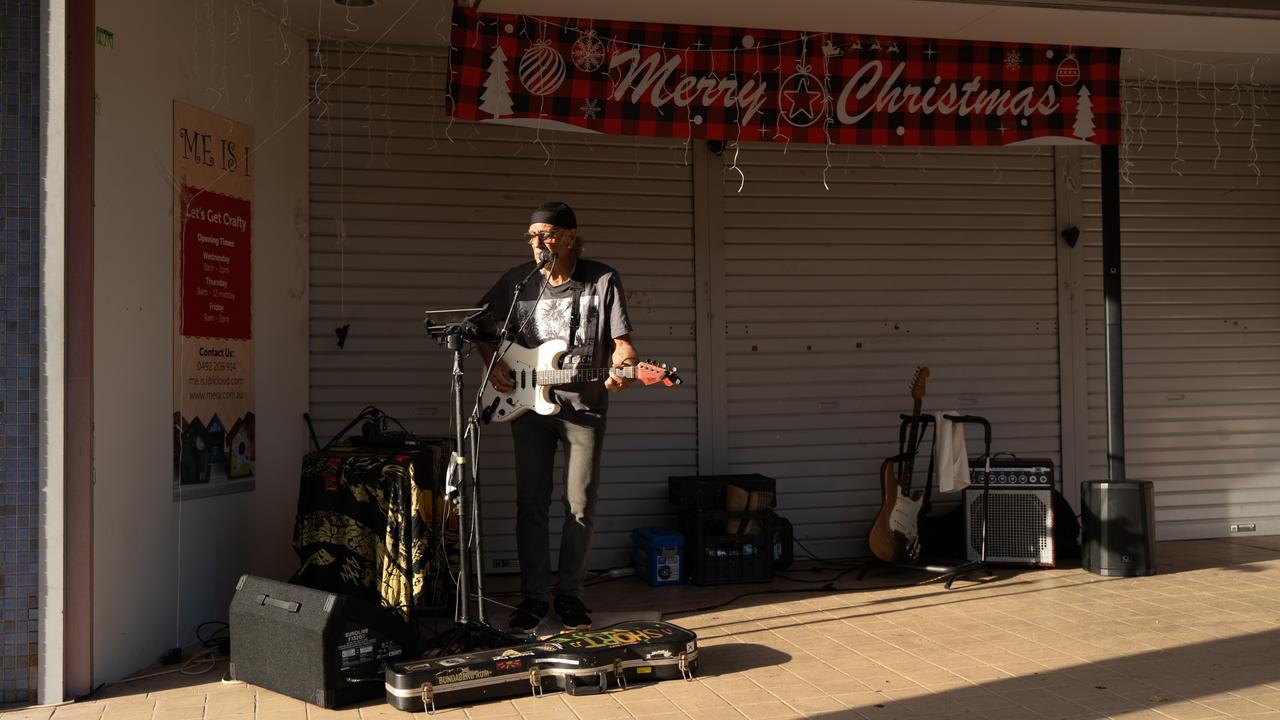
[{"x1": 510, "y1": 413, "x2": 606, "y2": 602}]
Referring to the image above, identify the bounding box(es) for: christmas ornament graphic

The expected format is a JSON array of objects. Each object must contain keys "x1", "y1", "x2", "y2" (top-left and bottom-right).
[
  {"x1": 1056, "y1": 52, "x2": 1081, "y2": 87},
  {"x1": 571, "y1": 29, "x2": 605, "y2": 72},
  {"x1": 779, "y1": 62, "x2": 827, "y2": 127},
  {"x1": 519, "y1": 38, "x2": 567, "y2": 96}
]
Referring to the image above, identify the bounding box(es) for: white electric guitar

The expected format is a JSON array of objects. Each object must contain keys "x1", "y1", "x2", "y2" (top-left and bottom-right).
[{"x1": 479, "y1": 339, "x2": 682, "y2": 424}]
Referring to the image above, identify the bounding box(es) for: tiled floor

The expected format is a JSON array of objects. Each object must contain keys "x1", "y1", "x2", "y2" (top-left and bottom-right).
[{"x1": 8, "y1": 537, "x2": 1280, "y2": 719}]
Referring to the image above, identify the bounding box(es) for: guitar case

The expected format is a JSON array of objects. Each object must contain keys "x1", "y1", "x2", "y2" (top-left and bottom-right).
[{"x1": 384, "y1": 621, "x2": 698, "y2": 712}]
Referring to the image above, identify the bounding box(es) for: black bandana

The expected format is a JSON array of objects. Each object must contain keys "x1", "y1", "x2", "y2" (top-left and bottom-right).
[{"x1": 530, "y1": 201, "x2": 577, "y2": 229}]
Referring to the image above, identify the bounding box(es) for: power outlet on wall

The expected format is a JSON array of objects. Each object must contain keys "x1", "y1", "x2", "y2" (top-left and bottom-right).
[{"x1": 1230, "y1": 523, "x2": 1257, "y2": 533}]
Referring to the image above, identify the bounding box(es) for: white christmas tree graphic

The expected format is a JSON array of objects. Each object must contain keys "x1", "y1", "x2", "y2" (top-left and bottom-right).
[
  {"x1": 480, "y1": 45, "x2": 514, "y2": 118},
  {"x1": 1073, "y1": 84, "x2": 1095, "y2": 140}
]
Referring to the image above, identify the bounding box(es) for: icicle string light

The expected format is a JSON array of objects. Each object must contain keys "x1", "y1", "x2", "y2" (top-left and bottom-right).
[{"x1": 1120, "y1": 51, "x2": 1271, "y2": 187}]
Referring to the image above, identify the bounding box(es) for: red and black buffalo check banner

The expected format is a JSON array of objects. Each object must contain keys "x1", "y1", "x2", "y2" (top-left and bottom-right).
[{"x1": 450, "y1": 6, "x2": 1120, "y2": 147}]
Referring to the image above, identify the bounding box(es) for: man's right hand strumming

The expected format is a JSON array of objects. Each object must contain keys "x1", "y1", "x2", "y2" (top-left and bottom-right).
[{"x1": 487, "y1": 360, "x2": 515, "y2": 392}]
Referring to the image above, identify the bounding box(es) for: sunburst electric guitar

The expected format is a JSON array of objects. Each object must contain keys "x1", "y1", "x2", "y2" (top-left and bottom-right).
[
  {"x1": 867, "y1": 367, "x2": 931, "y2": 564},
  {"x1": 479, "y1": 339, "x2": 682, "y2": 424}
]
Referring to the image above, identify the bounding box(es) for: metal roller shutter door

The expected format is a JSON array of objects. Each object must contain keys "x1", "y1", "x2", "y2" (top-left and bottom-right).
[
  {"x1": 720, "y1": 144, "x2": 1063, "y2": 558},
  {"x1": 1082, "y1": 83, "x2": 1280, "y2": 540},
  {"x1": 308, "y1": 45, "x2": 698, "y2": 570}
]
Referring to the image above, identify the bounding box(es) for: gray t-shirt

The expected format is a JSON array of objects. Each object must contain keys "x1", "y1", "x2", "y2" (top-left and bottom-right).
[{"x1": 480, "y1": 258, "x2": 633, "y2": 424}]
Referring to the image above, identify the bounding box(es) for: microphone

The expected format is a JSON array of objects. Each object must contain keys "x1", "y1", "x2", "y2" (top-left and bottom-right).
[{"x1": 512, "y1": 250, "x2": 558, "y2": 298}]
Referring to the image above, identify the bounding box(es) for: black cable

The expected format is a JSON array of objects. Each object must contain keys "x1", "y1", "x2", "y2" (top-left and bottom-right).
[
  {"x1": 774, "y1": 566, "x2": 858, "y2": 584},
  {"x1": 792, "y1": 536, "x2": 865, "y2": 567},
  {"x1": 196, "y1": 621, "x2": 229, "y2": 648},
  {"x1": 74, "y1": 683, "x2": 107, "y2": 702},
  {"x1": 583, "y1": 572, "x2": 629, "y2": 588}
]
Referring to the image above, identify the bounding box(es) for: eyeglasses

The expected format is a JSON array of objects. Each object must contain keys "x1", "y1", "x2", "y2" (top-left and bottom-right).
[{"x1": 526, "y1": 230, "x2": 563, "y2": 245}]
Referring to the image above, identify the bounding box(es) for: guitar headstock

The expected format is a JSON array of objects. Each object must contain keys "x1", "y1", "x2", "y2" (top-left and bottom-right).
[
  {"x1": 911, "y1": 366, "x2": 930, "y2": 401},
  {"x1": 634, "y1": 360, "x2": 683, "y2": 387}
]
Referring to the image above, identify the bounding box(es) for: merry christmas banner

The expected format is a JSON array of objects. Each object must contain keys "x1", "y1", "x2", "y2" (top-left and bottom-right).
[{"x1": 450, "y1": 7, "x2": 1120, "y2": 146}]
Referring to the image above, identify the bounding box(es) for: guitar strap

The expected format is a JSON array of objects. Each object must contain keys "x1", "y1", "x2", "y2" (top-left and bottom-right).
[
  {"x1": 567, "y1": 283, "x2": 584, "y2": 349},
  {"x1": 919, "y1": 421, "x2": 938, "y2": 517}
]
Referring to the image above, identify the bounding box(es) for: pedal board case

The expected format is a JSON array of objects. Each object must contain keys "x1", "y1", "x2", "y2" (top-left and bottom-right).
[{"x1": 385, "y1": 621, "x2": 698, "y2": 712}]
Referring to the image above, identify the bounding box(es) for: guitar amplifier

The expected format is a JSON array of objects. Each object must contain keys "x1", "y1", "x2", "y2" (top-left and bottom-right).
[
  {"x1": 968, "y1": 457, "x2": 1054, "y2": 488},
  {"x1": 964, "y1": 487, "x2": 1055, "y2": 567}
]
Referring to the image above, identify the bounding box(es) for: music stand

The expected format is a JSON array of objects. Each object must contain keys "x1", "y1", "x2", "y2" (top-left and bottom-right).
[{"x1": 422, "y1": 306, "x2": 520, "y2": 653}]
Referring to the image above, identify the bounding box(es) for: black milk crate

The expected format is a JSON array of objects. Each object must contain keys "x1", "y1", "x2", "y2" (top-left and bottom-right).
[
  {"x1": 678, "y1": 509, "x2": 774, "y2": 585},
  {"x1": 668, "y1": 474, "x2": 776, "y2": 512}
]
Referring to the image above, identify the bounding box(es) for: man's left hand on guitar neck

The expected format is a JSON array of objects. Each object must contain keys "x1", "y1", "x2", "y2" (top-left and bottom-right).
[{"x1": 604, "y1": 335, "x2": 637, "y2": 393}]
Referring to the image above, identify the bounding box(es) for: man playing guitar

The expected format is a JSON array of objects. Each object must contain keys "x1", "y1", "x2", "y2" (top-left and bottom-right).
[{"x1": 478, "y1": 201, "x2": 637, "y2": 635}]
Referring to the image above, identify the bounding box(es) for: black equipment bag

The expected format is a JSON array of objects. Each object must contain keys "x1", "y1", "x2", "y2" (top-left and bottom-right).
[
  {"x1": 229, "y1": 574, "x2": 415, "y2": 708},
  {"x1": 385, "y1": 621, "x2": 698, "y2": 712}
]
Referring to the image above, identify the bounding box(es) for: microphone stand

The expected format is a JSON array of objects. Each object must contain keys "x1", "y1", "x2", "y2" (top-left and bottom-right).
[
  {"x1": 422, "y1": 306, "x2": 519, "y2": 655},
  {"x1": 418, "y1": 252, "x2": 555, "y2": 655}
]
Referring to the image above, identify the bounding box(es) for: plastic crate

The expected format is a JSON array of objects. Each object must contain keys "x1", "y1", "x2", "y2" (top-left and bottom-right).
[
  {"x1": 668, "y1": 474, "x2": 776, "y2": 511},
  {"x1": 679, "y1": 510, "x2": 774, "y2": 585},
  {"x1": 631, "y1": 527, "x2": 684, "y2": 586}
]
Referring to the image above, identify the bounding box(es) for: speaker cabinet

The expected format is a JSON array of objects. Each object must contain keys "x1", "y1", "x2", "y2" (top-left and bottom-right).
[
  {"x1": 964, "y1": 487, "x2": 1055, "y2": 566},
  {"x1": 1081, "y1": 481, "x2": 1157, "y2": 577},
  {"x1": 229, "y1": 575, "x2": 414, "y2": 708}
]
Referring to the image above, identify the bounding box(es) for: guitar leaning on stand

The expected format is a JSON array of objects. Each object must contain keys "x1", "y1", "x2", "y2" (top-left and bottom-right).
[{"x1": 867, "y1": 366, "x2": 930, "y2": 564}]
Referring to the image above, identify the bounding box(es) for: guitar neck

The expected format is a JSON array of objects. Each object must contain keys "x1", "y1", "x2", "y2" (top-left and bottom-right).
[
  {"x1": 537, "y1": 366, "x2": 634, "y2": 386},
  {"x1": 897, "y1": 397, "x2": 925, "y2": 487}
]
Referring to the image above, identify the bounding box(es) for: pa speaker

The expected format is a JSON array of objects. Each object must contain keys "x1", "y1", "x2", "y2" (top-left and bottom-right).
[
  {"x1": 964, "y1": 487, "x2": 1055, "y2": 566},
  {"x1": 1081, "y1": 481, "x2": 1156, "y2": 577},
  {"x1": 229, "y1": 575, "x2": 415, "y2": 708}
]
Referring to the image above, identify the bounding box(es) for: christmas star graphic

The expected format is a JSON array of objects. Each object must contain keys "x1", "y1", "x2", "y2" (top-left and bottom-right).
[{"x1": 783, "y1": 75, "x2": 824, "y2": 124}]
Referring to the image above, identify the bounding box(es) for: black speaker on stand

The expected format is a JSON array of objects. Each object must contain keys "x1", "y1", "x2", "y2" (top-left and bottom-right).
[{"x1": 1081, "y1": 481, "x2": 1156, "y2": 577}]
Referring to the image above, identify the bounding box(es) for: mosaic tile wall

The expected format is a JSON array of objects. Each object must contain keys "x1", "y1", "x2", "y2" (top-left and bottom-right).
[{"x1": 0, "y1": 0, "x2": 41, "y2": 706}]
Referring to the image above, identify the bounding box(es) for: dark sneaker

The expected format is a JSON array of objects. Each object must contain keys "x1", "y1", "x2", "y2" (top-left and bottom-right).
[
  {"x1": 509, "y1": 597, "x2": 549, "y2": 635},
  {"x1": 554, "y1": 595, "x2": 592, "y2": 630}
]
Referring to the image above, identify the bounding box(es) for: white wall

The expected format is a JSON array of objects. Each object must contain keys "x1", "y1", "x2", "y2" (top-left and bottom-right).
[{"x1": 93, "y1": 0, "x2": 309, "y2": 683}]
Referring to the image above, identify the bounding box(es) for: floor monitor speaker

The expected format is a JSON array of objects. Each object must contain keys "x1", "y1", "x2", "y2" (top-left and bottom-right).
[{"x1": 229, "y1": 574, "x2": 414, "y2": 708}]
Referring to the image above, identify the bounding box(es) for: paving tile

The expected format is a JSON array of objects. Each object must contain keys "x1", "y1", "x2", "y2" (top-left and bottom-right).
[
  {"x1": 0, "y1": 709, "x2": 55, "y2": 720},
  {"x1": 781, "y1": 695, "x2": 846, "y2": 714},
  {"x1": 1150, "y1": 701, "x2": 1230, "y2": 720},
  {"x1": 733, "y1": 700, "x2": 801, "y2": 720},
  {"x1": 511, "y1": 709, "x2": 581, "y2": 720},
  {"x1": 462, "y1": 700, "x2": 522, "y2": 719},
  {"x1": 1194, "y1": 695, "x2": 1274, "y2": 716},
  {"x1": 611, "y1": 697, "x2": 680, "y2": 715},
  {"x1": 48, "y1": 706, "x2": 106, "y2": 720},
  {"x1": 98, "y1": 701, "x2": 155, "y2": 720}
]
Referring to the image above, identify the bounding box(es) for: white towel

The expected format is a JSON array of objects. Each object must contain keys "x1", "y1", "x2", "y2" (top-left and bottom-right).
[{"x1": 933, "y1": 411, "x2": 971, "y2": 493}]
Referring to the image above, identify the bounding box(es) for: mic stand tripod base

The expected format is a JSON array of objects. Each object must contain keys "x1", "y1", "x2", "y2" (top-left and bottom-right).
[
  {"x1": 855, "y1": 556, "x2": 995, "y2": 590},
  {"x1": 422, "y1": 618, "x2": 521, "y2": 658}
]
